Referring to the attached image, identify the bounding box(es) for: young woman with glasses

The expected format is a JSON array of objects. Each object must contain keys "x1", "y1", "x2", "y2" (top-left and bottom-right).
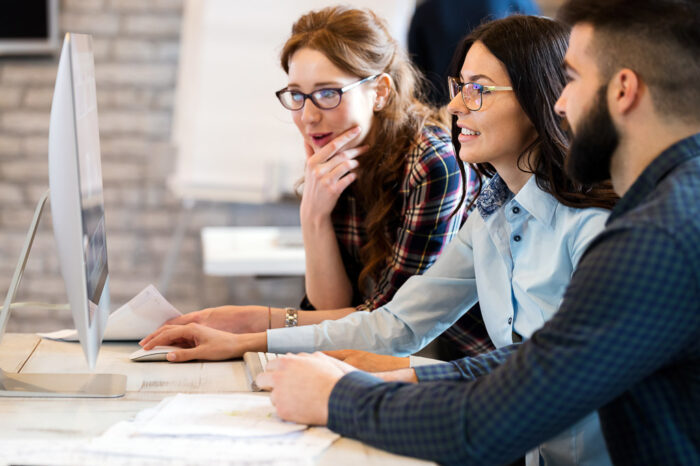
[
  {"x1": 139, "y1": 6, "x2": 492, "y2": 351},
  {"x1": 142, "y1": 14, "x2": 617, "y2": 465}
]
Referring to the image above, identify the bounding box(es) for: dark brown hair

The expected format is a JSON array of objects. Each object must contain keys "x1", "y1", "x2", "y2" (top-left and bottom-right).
[
  {"x1": 449, "y1": 15, "x2": 618, "y2": 210},
  {"x1": 281, "y1": 6, "x2": 454, "y2": 292},
  {"x1": 558, "y1": 0, "x2": 700, "y2": 124}
]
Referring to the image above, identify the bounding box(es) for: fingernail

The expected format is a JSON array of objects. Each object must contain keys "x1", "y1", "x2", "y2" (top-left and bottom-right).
[
  {"x1": 353, "y1": 126, "x2": 361, "y2": 133},
  {"x1": 167, "y1": 352, "x2": 176, "y2": 361}
]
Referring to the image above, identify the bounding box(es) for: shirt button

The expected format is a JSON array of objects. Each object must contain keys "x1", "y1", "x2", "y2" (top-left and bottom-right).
[
  {"x1": 512, "y1": 206, "x2": 520, "y2": 214},
  {"x1": 508, "y1": 317, "x2": 513, "y2": 325},
  {"x1": 513, "y1": 235, "x2": 521, "y2": 242}
]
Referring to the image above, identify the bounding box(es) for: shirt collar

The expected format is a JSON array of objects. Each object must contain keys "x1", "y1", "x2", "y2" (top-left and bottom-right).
[
  {"x1": 476, "y1": 173, "x2": 558, "y2": 227},
  {"x1": 475, "y1": 174, "x2": 511, "y2": 218},
  {"x1": 513, "y1": 175, "x2": 558, "y2": 227},
  {"x1": 609, "y1": 132, "x2": 700, "y2": 223}
]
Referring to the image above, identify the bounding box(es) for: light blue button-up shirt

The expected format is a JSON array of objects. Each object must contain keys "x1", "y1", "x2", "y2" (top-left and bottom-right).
[{"x1": 268, "y1": 174, "x2": 608, "y2": 354}]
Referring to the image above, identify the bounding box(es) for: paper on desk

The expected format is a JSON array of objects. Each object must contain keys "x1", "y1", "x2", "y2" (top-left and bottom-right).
[
  {"x1": 0, "y1": 438, "x2": 312, "y2": 466},
  {"x1": 83, "y1": 393, "x2": 339, "y2": 465},
  {"x1": 137, "y1": 393, "x2": 307, "y2": 437},
  {"x1": 37, "y1": 284, "x2": 182, "y2": 341},
  {"x1": 0, "y1": 395, "x2": 339, "y2": 465}
]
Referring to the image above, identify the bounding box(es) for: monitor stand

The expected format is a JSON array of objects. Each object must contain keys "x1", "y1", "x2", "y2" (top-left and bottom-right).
[
  {"x1": 0, "y1": 368, "x2": 126, "y2": 398},
  {"x1": 0, "y1": 189, "x2": 126, "y2": 398}
]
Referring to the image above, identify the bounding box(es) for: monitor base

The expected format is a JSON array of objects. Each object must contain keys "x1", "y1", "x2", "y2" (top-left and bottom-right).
[{"x1": 0, "y1": 368, "x2": 126, "y2": 398}]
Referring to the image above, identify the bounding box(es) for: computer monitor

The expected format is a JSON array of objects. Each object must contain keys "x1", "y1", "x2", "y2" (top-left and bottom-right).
[
  {"x1": 0, "y1": 33, "x2": 125, "y2": 397},
  {"x1": 48, "y1": 32, "x2": 110, "y2": 370}
]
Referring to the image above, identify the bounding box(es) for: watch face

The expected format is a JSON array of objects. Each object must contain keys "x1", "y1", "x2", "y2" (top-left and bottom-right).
[{"x1": 284, "y1": 308, "x2": 298, "y2": 327}]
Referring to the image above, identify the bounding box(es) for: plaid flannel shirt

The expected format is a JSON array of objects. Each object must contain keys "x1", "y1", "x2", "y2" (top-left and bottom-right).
[
  {"x1": 328, "y1": 124, "x2": 470, "y2": 311},
  {"x1": 328, "y1": 133, "x2": 700, "y2": 465}
]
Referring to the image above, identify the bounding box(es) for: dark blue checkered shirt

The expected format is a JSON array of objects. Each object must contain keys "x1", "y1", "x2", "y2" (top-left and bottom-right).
[{"x1": 328, "y1": 133, "x2": 700, "y2": 465}]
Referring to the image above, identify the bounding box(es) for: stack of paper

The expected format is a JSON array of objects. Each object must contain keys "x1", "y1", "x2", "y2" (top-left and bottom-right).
[
  {"x1": 0, "y1": 394, "x2": 339, "y2": 466},
  {"x1": 87, "y1": 393, "x2": 339, "y2": 464}
]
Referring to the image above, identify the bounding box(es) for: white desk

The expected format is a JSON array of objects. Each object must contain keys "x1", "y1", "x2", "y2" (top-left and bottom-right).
[
  {"x1": 0, "y1": 333, "x2": 433, "y2": 465},
  {"x1": 201, "y1": 226, "x2": 305, "y2": 276}
]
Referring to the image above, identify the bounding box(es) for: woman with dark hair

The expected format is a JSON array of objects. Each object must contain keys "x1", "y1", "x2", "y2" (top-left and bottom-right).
[{"x1": 143, "y1": 14, "x2": 614, "y2": 464}]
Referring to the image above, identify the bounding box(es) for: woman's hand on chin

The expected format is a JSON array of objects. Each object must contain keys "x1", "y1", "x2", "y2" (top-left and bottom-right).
[{"x1": 300, "y1": 126, "x2": 368, "y2": 224}]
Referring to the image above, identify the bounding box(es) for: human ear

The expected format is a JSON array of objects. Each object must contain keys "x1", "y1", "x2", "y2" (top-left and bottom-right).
[
  {"x1": 609, "y1": 68, "x2": 640, "y2": 116},
  {"x1": 373, "y1": 73, "x2": 392, "y2": 110}
]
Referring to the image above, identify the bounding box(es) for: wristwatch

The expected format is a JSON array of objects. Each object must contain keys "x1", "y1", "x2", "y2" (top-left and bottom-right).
[{"x1": 284, "y1": 307, "x2": 298, "y2": 327}]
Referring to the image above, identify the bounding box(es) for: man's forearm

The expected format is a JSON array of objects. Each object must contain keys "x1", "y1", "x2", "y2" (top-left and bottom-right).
[{"x1": 414, "y1": 344, "x2": 518, "y2": 382}]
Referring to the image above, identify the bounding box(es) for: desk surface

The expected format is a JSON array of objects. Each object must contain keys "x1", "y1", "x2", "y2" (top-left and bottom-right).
[{"x1": 0, "y1": 333, "x2": 432, "y2": 465}]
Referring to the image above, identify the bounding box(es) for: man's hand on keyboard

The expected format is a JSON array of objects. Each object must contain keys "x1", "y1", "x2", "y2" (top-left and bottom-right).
[
  {"x1": 255, "y1": 352, "x2": 355, "y2": 425},
  {"x1": 139, "y1": 322, "x2": 265, "y2": 361}
]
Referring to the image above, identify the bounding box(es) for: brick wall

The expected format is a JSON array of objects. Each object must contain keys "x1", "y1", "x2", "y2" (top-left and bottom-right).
[
  {"x1": 0, "y1": 0, "x2": 562, "y2": 333},
  {"x1": 0, "y1": 0, "x2": 302, "y2": 333}
]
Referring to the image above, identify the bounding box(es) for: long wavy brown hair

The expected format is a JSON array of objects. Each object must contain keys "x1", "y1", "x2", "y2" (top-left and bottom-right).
[
  {"x1": 281, "y1": 6, "x2": 453, "y2": 294},
  {"x1": 448, "y1": 15, "x2": 618, "y2": 211}
]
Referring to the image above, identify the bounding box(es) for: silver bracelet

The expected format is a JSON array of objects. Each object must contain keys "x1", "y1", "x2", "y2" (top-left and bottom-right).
[{"x1": 284, "y1": 307, "x2": 298, "y2": 327}]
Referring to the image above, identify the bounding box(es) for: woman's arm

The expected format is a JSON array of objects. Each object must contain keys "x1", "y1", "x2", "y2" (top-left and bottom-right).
[
  {"x1": 145, "y1": 304, "x2": 361, "y2": 335},
  {"x1": 300, "y1": 128, "x2": 368, "y2": 309},
  {"x1": 300, "y1": 214, "x2": 354, "y2": 309},
  {"x1": 267, "y1": 214, "x2": 480, "y2": 355},
  {"x1": 140, "y1": 214, "x2": 480, "y2": 360}
]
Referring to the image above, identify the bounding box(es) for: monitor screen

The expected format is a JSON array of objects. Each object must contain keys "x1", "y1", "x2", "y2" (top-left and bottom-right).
[
  {"x1": 70, "y1": 37, "x2": 108, "y2": 321},
  {"x1": 47, "y1": 33, "x2": 111, "y2": 368}
]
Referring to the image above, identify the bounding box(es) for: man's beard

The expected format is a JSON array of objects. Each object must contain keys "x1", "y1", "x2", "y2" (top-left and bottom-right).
[{"x1": 566, "y1": 85, "x2": 619, "y2": 184}]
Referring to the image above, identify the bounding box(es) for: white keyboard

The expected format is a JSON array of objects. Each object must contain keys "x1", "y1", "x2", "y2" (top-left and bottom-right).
[{"x1": 243, "y1": 352, "x2": 279, "y2": 391}]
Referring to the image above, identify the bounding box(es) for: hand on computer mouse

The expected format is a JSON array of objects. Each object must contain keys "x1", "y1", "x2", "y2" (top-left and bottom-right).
[{"x1": 139, "y1": 322, "x2": 261, "y2": 362}]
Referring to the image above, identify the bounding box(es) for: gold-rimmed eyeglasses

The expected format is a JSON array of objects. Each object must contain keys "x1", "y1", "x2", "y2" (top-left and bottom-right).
[{"x1": 447, "y1": 76, "x2": 513, "y2": 111}]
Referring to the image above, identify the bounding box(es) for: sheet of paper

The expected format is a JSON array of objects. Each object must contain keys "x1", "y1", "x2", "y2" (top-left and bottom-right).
[
  {"x1": 85, "y1": 394, "x2": 338, "y2": 464},
  {"x1": 0, "y1": 439, "x2": 310, "y2": 466},
  {"x1": 37, "y1": 284, "x2": 182, "y2": 341},
  {"x1": 87, "y1": 427, "x2": 335, "y2": 465},
  {"x1": 137, "y1": 393, "x2": 307, "y2": 437}
]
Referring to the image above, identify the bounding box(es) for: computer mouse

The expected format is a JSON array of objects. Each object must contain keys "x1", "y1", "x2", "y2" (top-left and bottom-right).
[{"x1": 129, "y1": 345, "x2": 181, "y2": 362}]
